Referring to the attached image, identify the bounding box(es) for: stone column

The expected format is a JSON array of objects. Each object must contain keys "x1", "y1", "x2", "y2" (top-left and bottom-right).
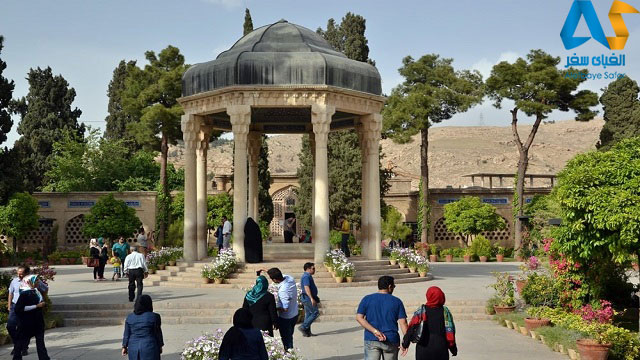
[
  {"x1": 181, "y1": 114, "x2": 198, "y2": 261},
  {"x1": 248, "y1": 133, "x2": 261, "y2": 221},
  {"x1": 228, "y1": 105, "x2": 251, "y2": 263},
  {"x1": 357, "y1": 125, "x2": 370, "y2": 259},
  {"x1": 311, "y1": 104, "x2": 335, "y2": 263},
  {"x1": 309, "y1": 133, "x2": 316, "y2": 239},
  {"x1": 196, "y1": 129, "x2": 209, "y2": 260},
  {"x1": 364, "y1": 114, "x2": 382, "y2": 260}
]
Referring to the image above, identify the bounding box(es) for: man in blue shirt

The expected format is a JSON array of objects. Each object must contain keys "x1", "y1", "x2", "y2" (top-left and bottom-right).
[
  {"x1": 267, "y1": 267, "x2": 298, "y2": 350},
  {"x1": 356, "y1": 276, "x2": 408, "y2": 360},
  {"x1": 298, "y1": 262, "x2": 319, "y2": 337}
]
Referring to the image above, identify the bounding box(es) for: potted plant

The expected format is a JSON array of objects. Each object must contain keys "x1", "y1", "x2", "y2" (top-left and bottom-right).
[
  {"x1": 471, "y1": 235, "x2": 491, "y2": 262},
  {"x1": 388, "y1": 249, "x2": 399, "y2": 266},
  {"x1": 414, "y1": 242, "x2": 429, "y2": 257},
  {"x1": 441, "y1": 248, "x2": 454, "y2": 262},
  {"x1": 201, "y1": 265, "x2": 212, "y2": 284},
  {"x1": 397, "y1": 249, "x2": 409, "y2": 268},
  {"x1": 489, "y1": 271, "x2": 515, "y2": 314},
  {"x1": 463, "y1": 247, "x2": 474, "y2": 262},
  {"x1": 524, "y1": 307, "x2": 551, "y2": 331},
  {"x1": 429, "y1": 244, "x2": 438, "y2": 262},
  {"x1": 417, "y1": 260, "x2": 430, "y2": 277},
  {"x1": 496, "y1": 246, "x2": 505, "y2": 262},
  {"x1": 148, "y1": 265, "x2": 157, "y2": 275},
  {"x1": 338, "y1": 262, "x2": 355, "y2": 283}
]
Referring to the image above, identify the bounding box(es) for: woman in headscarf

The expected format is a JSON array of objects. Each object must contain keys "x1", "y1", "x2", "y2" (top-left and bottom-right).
[
  {"x1": 244, "y1": 217, "x2": 263, "y2": 263},
  {"x1": 402, "y1": 286, "x2": 458, "y2": 360},
  {"x1": 122, "y1": 294, "x2": 163, "y2": 360},
  {"x1": 11, "y1": 275, "x2": 49, "y2": 360},
  {"x1": 219, "y1": 308, "x2": 268, "y2": 360},
  {"x1": 97, "y1": 237, "x2": 109, "y2": 281},
  {"x1": 242, "y1": 274, "x2": 277, "y2": 336},
  {"x1": 89, "y1": 238, "x2": 102, "y2": 281}
]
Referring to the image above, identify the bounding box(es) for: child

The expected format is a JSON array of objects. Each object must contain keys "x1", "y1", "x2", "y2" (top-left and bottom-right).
[{"x1": 110, "y1": 253, "x2": 121, "y2": 281}]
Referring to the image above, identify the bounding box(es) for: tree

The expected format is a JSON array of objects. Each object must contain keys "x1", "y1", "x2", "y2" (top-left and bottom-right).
[
  {"x1": 122, "y1": 45, "x2": 186, "y2": 242},
  {"x1": 294, "y1": 135, "x2": 314, "y2": 230},
  {"x1": 0, "y1": 35, "x2": 14, "y2": 146},
  {"x1": 258, "y1": 134, "x2": 273, "y2": 224},
  {"x1": 83, "y1": 194, "x2": 142, "y2": 242},
  {"x1": 597, "y1": 76, "x2": 640, "y2": 151},
  {"x1": 382, "y1": 206, "x2": 412, "y2": 241},
  {"x1": 104, "y1": 60, "x2": 139, "y2": 152},
  {"x1": 328, "y1": 131, "x2": 363, "y2": 225},
  {"x1": 12, "y1": 67, "x2": 84, "y2": 191},
  {"x1": 443, "y1": 197, "x2": 506, "y2": 246},
  {"x1": 317, "y1": 13, "x2": 374, "y2": 65},
  {"x1": 383, "y1": 54, "x2": 484, "y2": 243},
  {"x1": 0, "y1": 148, "x2": 22, "y2": 204},
  {"x1": 0, "y1": 192, "x2": 39, "y2": 252},
  {"x1": 486, "y1": 49, "x2": 599, "y2": 249},
  {"x1": 243, "y1": 8, "x2": 254, "y2": 36},
  {"x1": 207, "y1": 193, "x2": 233, "y2": 229}
]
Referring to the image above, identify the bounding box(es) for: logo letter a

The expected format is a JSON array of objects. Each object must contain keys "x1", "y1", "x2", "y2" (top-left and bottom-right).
[{"x1": 560, "y1": 0, "x2": 610, "y2": 49}]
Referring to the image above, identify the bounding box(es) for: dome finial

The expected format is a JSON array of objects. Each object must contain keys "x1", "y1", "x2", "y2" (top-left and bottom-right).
[{"x1": 277, "y1": 19, "x2": 288, "y2": 23}]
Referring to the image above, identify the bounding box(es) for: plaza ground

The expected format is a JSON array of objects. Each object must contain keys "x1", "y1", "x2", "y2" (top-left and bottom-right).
[{"x1": 0, "y1": 262, "x2": 569, "y2": 359}]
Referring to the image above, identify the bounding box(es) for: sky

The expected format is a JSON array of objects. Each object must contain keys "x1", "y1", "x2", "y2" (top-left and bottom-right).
[{"x1": 2, "y1": 0, "x2": 640, "y2": 147}]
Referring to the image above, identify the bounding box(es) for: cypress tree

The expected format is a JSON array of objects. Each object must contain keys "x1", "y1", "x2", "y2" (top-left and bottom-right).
[
  {"x1": 0, "y1": 35, "x2": 14, "y2": 146},
  {"x1": 597, "y1": 76, "x2": 640, "y2": 151},
  {"x1": 105, "y1": 60, "x2": 139, "y2": 152},
  {"x1": 243, "y1": 8, "x2": 254, "y2": 36},
  {"x1": 258, "y1": 134, "x2": 273, "y2": 224}
]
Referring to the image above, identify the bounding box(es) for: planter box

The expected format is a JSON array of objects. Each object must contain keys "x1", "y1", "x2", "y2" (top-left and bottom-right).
[
  {"x1": 576, "y1": 339, "x2": 611, "y2": 360},
  {"x1": 524, "y1": 317, "x2": 551, "y2": 331}
]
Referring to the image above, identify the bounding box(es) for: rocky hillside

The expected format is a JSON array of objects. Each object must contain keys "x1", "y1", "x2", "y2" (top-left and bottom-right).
[{"x1": 168, "y1": 119, "x2": 604, "y2": 189}]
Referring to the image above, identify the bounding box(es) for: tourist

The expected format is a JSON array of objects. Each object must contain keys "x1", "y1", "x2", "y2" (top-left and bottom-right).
[
  {"x1": 214, "y1": 221, "x2": 224, "y2": 252},
  {"x1": 336, "y1": 215, "x2": 351, "y2": 257},
  {"x1": 243, "y1": 272, "x2": 278, "y2": 336},
  {"x1": 122, "y1": 294, "x2": 163, "y2": 360},
  {"x1": 298, "y1": 262, "x2": 320, "y2": 337},
  {"x1": 89, "y1": 238, "x2": 103, "y2": 281},
  {"x1": 7, "y1": 265, "x2": 48, "y2": 357},
  {"x1": 401, "y1": 286, "x2": 458, "y2": 360},
  {"x1": 112, "y1": 236, "x2": 130, "y2": 278},
  {"x1": 110, "y1": 252, "x2": 122, "y2": 281},
  {"x1": 266, "y1": 267, "x2": 298, "y2": 350},
  {"x1": 97, "y1": 237, "x2": 109, "y2": 281},
  {"x1": 219, "y1": 308, "x2": 268, "y2": 360},
  {"x1": 123, "y1": 245, "x2": 148, "y2": 302},
  {"x1": 244, "y1": 217, "x2": 263, "y2": 263},
  {"x1": 137, "y1": 227, "x2": 148, "y2": 256},
  {"x1": 356, "y1": 276, "x2": 408, "y2": 360},
  {"x1": 222, "y1": 216, "x2": 232, "y2": 250},
  {"x1": 283, "y1": 216, "x2": 296, "y2": 243},
  {"x1": 11, "y1": 275, "x2": 49, "y2": 360}
]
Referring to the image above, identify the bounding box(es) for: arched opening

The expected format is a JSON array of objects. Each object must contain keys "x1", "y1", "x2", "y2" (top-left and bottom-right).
[{"x1": 270, "y1": 185, "x2": 300, "y2": 241}]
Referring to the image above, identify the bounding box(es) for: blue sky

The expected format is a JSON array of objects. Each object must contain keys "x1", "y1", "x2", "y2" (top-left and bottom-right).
[{"x1": 2, "y1": 0, "x2": 640, "y2": 146}]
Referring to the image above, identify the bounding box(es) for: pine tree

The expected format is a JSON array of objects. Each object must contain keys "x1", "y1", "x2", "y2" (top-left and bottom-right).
[
  {"x1": 0, "y1": 35, "x2": 14, "y2": 146},
  {"x1": 597, "y1": 76, "x2": 640, "y2": 151},
  {"x1": 13, "y1": 67, "x2": 84, "y2": 191},
  {"x1": 243, "y1": 8, "x2": 254, "y2": 36},
  {"x1": 105, "y1": 60, "x2": 139, "y2": 151}
]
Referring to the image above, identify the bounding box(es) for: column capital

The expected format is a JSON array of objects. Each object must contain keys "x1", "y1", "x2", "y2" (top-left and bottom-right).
[
  {"x1": 182, "y1": 114, "x2": 199, "y2": 150},
  {"x1": 311, "y1": 104, "x2": 335, "y2": 144},
  {"x1": 196, "y1": 129, "x2": 210, "y2": 153},
  {"x1": 362, "y1": 113, "x2": 382, "y2": 152},
  {"x1": 248, "y1": 132, "x2": 261, "y2": 165},
  {"x1": 228, "y1": 105, "x2": 251, "y2": 144}
]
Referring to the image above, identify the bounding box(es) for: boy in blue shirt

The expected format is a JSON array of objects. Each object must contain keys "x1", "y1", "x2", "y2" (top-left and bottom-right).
[{"x1": 356, "y1": 276, "x2": 408, "y2": 360}]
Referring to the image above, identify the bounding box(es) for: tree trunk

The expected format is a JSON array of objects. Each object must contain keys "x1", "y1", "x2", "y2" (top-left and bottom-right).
[
  {"x1": 420, "y1": 127, "x2": 429, "y2": 243},
  {"x1": 158, "y1": 133, "x2": 169, "y2": 244}
]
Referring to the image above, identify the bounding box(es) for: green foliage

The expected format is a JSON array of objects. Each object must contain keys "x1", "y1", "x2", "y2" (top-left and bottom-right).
[
  {"x1": 525, "y1": 193, "x2": 562, "y2": 244},
  {"x1": 0, "y1": 147, "x2": 23, "y2": 205},
  {"x1": 0, "y1": 192, "x2": 39, "y2": 250},
  {"x1": 329, "y1": 230, "x2": 355, "y2": 248},
  {"x1": 166, "y1": 219, "x2": 184, "y2": 247},
  {"x1": 443, "y1": 197, "x2": 506, "y2": 244},
  {"x1": 521, "y1": 273, "x2": 560, "y2": 307},
  {"x1": 83, "y1": 194, "x2": 142, "y2": 241},
  {"x1": 0, "y1": 36, "x2": 14, "y2": 146},
  {"x1": 206, "y1": 193, "x2": 233, "y2": 229},
  {"x1": 104, "y1": 59, "x2": 139, "y2": 152},
  {"x1": 489, "y1": 271, "x2": 515, "y2": 306},
  {"x1": 243, "y1": 8, "x2": 254, "y2": 36},
  {"x1": 293, "y1": 135, "x2": 313, "y2": 230},
  {"x1": 382, "y1": 207, "x2": 412, "y2": 241},
  {"x1": 259, "y1": 220, "x2": 270, "y2": 240},
  {"x1": 597, "y1": 76, "x2": 640, "y2": 151},
  {"x1": 317, "y1": 13, "x2": 374, "y2": 64},
  {"x1": 470, "y1": 235, "x2": 492, "y2": 257},
  {"x1": 12, "y1": 66, "x2": 84, "y2": 191},
  {"x1": 258, "y1": 135, "x2": 273, "y2": 224}
]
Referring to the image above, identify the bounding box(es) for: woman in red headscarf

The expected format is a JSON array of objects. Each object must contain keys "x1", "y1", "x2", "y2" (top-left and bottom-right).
[{"x1": 401, "y1": 286, "x2": 457, "y2": 359}]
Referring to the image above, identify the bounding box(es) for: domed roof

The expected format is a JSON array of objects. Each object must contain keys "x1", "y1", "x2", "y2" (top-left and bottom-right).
[{"x1": 182, "y1": 20, "x2": 382, "y2": 97}]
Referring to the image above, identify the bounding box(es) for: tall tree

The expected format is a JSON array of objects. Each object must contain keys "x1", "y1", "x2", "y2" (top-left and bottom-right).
[
  {"x1": 105, "y1": 60, "x2": 138, "y2": 151},
  {"x1": 258, "y1": 134, "x2": 273, "y2": 224},
  {"x1": 243, "y1": 8, "x2": 254, "y2": 36},
  {"x1": 383, "y1": 54, "x2": 484, "y2": 243},
  {"x1": 0, "y1": 35, "x2": 21, "y2": 205},
  {"x1": 122, "y1": 45, "x2": 186, "y2": 242},
  {"x1": 317, "y1": 13, "x2": 375, "y2": 65},
  {"x1": 294, "y1": 135, "x2": 314, "y2": 230},
  {"x1": 0, "y1": 35, "x2": 14, "y2": 146},
  {"x1": 597, "y1": 76, "x2": 640, "y2": 151},
  {"x1": 0, "y1": 192, "x2": 39, "y2": 252},
  {"x1": 13, "y1": 67, "x2": 84, "y2": 191},
  {"x1": 486, "y1": 49, "x2": 598, "y2": 249}
]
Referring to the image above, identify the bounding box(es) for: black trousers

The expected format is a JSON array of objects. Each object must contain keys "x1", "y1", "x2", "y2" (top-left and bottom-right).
[
  {"x1": 12, "y1": 330, "x2": 49, "y2": 360},
  {"x1": 341, "y1": 233, "x2": 351, "y2": 257},
  {"x1": 284, "y1": 231, "x2": 294, "y2": 243},
  {"x1": 128, "y1": 268, "x2": 144, "y2": 301},
  {"x1": 97, "y1": 259, "x2": 106, "y2": 278}
]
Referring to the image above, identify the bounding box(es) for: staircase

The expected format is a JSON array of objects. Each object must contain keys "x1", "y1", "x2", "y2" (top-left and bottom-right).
[{"x1": 52, "y1": 299, "x2": 491, "y2": 327}]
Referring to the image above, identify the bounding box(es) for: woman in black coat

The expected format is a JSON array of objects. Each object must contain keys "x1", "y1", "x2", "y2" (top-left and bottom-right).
[
  {"x1": 242, "y1": 274, "x2": 278, "y2": 336},
  {"x1": 219, "y1": 308, "x2": 268, "y2": 360},
  {"x1": 244, "y1": 218, "x2": 263, "y2": 263},
  {"x1": 402, "y1": 286, "x2": 458, "y2": 360},
  {"x1": 97, "y1": 237, "x2": 109, "y2": 280},
  {"x1": 11, "y1": 275, "x2": 49, "y2": 360},
  {"x1": 89, "y1": 238, "x2": 102, "y2": 281}
]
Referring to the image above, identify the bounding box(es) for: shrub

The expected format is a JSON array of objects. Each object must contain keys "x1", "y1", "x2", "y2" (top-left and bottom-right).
[
  {"x1": 521, "y1": 273, "x2": 560, "y2": 307},
  {"x1": 470, "y1": 235, "x2": 492, "y2": 258},
  {"x1": 489, "y1": 272, "x2": 515, "y2": 307},
  {"x1": 485, "y1": 295, "x2": 501, "y2": 314},
  {"x1": 440, "y1": 248, "x2": 454, "y2": 256},
  {"x1": 329, "y1": 230, "x2": 355, "y2": 248},
  {"x1": 452, "y1": 248, "x2": 465, "y2": 257}
]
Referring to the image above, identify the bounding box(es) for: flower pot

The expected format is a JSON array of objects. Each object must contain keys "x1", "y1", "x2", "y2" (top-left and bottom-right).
[
  {"x1": 157, "y1": 264, "x2": 166, "y2": 270},
  {"x1": 493, "y1": 305, "x2": 516, "y2": 314},
  {"x1": 168, "y1": 260, "x2": 176, "y2": 266},
  {"x1": 213, "y1": 278, "x2": 223, "y2": 284},
  {"x1": 389, "y1": 259, "x2": 397, "y2": 265},
  {"x1": 505, "y1": 320, "x2": 513, "y2": 329},
  {"x1": 335, "y1": 277, "x2": 344, "y2": 283},
  {"x1": 479, "y1": 256, "x2": 488, "y2": 262},
  {"x1": 202, "y1": 277, "x2": 211, "y2": 284},
  {"x1": 81, "y1": 256, "x2": 89, "y2": 265},
  {"x1": 524, "y1": 317, "x2": 551, "y2": 331},
  {"x1": 326, "y1": 266, "x2": 333, "y2": 273},
  {"x1": 398, "y1": 262, "x2": 406, "y2": 269},
  {"x1": 429, "y1": 255, "x2": 437, "y2": 262},
  {"x1": 149, "y1": 268, "x2": 156, "y2": 274},
  {"x1": 408, "y1": 267, "x2": 416, "y2": 273},
  {"x1": 529, "y1": 330, "x2": 537, "y2": 339},
  {"x1": 576, "y1": 339, "x2": 612, "y2": 360},
  {"x1": 496, "y1": 254, "x2": 504, "y2": 262},
  {"x1": 568, "y1": 348, "x2": 580, "y2": 360},
  {"x1": 419, "y1": 272, "x2": 427, "y2": 277},
  {"x1": 515, "y1": 279, "x2": 527, "y2": 294},
  {"x1": 463, "y1": 255, "x2": 471, "y2": 262},
  {"x1": 516, "y1": 256, "x2": 524, "y2": 262},
  {"x1": 59, "y1": 258, "x2": 68, "y2": 265},
  {"x1": 519, "y1": 326, "x2": 529, "y2": 336},
  {"x1": 445, "y1": 255, "x2": 453, "y2": 262},
  {"x1": 346, "y1": 276, "x2": 353, "y2": 283}
]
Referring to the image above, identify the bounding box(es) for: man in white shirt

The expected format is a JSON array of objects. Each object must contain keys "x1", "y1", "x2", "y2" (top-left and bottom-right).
[
  {"x1": 267, "y1": 267, "x2": 298, "y2": 351},
  {"x1": 123, "y1": 245, "x2": 148, "y2": 302},
  {"x1": 222, "y1": 216, "x2": 232, "y2": 250}
]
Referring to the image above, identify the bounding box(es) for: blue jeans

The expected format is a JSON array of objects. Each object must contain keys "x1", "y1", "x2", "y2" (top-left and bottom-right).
[
  {"x1": 300, "y1": 296, "x2": 319, "y2": 331},
  {"x1": 364, "y1": 340, "x2": 399, "y2": 360},
  {"x1": 277, "y1": 316, "x2": 298, "y2": 350}
]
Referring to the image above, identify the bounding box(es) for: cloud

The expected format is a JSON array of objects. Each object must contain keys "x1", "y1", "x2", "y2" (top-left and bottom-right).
[
  {"x1": 472, "y1": 51, "x2": 520, "y2": 79},
  {"x1": 201, "y1": 0, "x2": 244, "y2": 10}
]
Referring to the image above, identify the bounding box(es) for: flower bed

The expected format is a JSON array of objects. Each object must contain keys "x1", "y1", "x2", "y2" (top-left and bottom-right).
[
  {"x1": 323, "y1": 249, "x2": 355, "y2": 282},
  {"x1": 201, "y1": 249, "x2": 237, "y2": 282}
]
